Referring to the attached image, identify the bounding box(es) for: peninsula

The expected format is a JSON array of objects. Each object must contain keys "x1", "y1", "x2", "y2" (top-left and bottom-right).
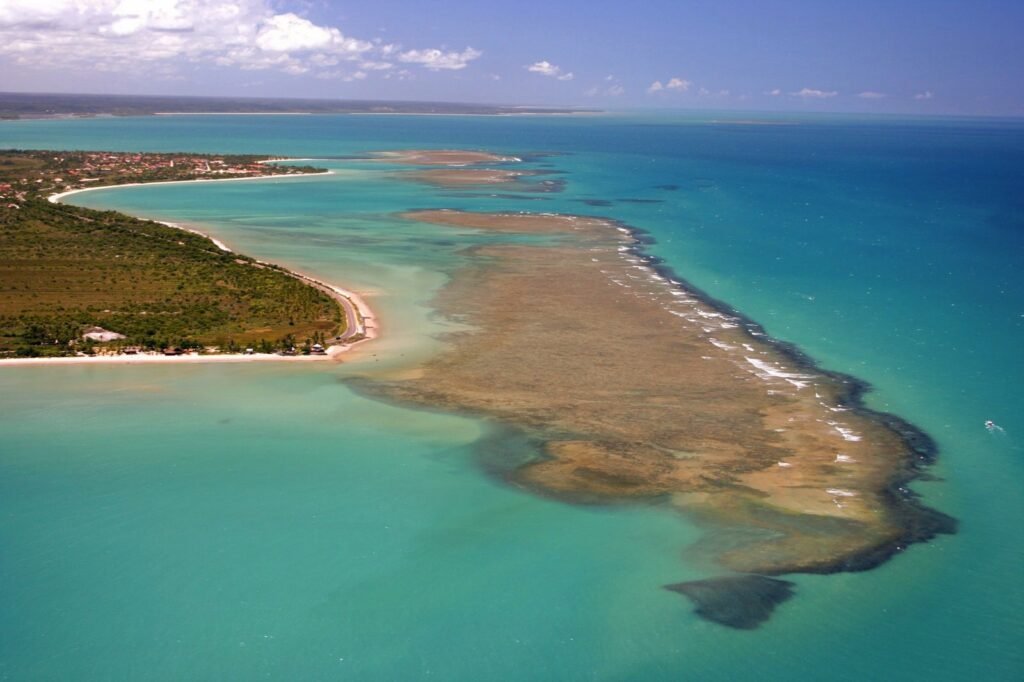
[{"x1": 0, "y1": 150, "x2": 369, "y2": 359}]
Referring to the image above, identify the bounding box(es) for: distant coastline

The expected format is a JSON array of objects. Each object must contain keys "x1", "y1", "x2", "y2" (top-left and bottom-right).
[{"x1": 0, "y1": 91, "x2": 595, "y2": 120}]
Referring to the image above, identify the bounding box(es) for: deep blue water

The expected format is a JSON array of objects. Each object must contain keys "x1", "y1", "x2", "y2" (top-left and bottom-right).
[{"x1": 1, "y1": 112, "x2": 1022, "y2": 680}]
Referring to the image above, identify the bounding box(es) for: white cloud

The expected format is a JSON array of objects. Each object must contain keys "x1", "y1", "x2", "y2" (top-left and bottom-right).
[
  {"x1": 0, "y1": 0, "x2": 477, "y2": 80},
  {"x1": 915, "y1": 90, "x2": 934, "y2": 100},
  {"x1": 858, "y1": 91, "x2": 886, "y2": 99},
  {"x1": 698, "y1": 87, "x2": 730, "y2": 97},
  {"x1": 647, "y1": 77, "x2": 691, "y2": 95},
  {"x1": 765, "y1": 88, "x2": 782, "y2": 96},
  {"x1": 255, "y1": 13, "x2": 340, "y2": 52},
  {"x1": 397, "y1": 47, "x2": 481, "y2": 71},
  {"x1": 791, "y1": 87, "x2": 838, "y2": 98},
  {"x1": 527, "y1": 60, "x2": 573, "y2": 81}
]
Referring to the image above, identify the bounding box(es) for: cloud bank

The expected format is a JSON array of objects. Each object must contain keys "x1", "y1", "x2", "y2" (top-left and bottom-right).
[
  {"x1": 791, "y1": 87, "x2": 838, "y2": 99},
  {"x1": 0, "y1": 0, "x2": 480, "y2": 80}
]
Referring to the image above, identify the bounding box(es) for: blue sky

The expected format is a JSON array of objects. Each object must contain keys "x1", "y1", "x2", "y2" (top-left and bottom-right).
[{"x1": 0, "y1": 0, "x2": 1021, "y2": 115}]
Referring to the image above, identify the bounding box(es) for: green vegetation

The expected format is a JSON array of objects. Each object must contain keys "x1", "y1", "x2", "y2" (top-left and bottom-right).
[
  {"x1": 0, "y1": 149, "x2": 320, "y2": 201},
  {"x1": 0, "y1": 151, "x2": 343, "y2": 356}
]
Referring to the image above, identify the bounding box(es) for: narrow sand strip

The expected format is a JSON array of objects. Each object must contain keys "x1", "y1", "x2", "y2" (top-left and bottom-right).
[{"x1": 47, "y1": 169, "x2": 333, "y2": 204}]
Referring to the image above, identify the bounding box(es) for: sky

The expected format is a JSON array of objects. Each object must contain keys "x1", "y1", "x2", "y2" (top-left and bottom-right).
[{"x1": 0, "y1": 0, "x2": 1021, "y2": 116}]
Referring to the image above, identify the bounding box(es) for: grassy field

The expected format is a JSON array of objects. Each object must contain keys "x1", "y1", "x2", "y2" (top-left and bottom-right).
[{"x1": 0, "y1": 152, "x2": 342, "y2": 356}]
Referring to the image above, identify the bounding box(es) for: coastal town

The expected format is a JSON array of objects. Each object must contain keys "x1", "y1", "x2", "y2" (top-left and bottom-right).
[{"x1": 0, "y1": 150, "x2": 320, "y2": 205}]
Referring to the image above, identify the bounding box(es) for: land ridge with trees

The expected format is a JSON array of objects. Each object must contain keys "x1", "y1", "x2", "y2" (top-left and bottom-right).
[{"x1": 0, "y1": 150, "x2": 344, "y2": 357}]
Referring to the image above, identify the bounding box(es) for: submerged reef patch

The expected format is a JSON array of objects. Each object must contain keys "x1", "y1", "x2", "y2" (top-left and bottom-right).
[
  {"x1": 360, "y1": 196, "x2": 953, "y2": 628},
  {"x1": 665, "y1": 576, "x2": 796, "y2": 629}
]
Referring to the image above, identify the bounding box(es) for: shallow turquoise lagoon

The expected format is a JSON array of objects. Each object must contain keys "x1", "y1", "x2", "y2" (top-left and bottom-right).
[{"x1": 1, "y1": 113, "x2": 1022, "y2": 680}]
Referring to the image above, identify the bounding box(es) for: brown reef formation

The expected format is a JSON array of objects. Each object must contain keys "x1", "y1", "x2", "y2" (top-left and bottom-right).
[
  {"x1": 371, "y1": 149, "x2": 519, "y2": 166},
  {"x1": 374, "y1": 149, "x2": 564, "y2": 193},
  {"x1": 366, "y1": 208, "x2": 954, "y2": 628}
]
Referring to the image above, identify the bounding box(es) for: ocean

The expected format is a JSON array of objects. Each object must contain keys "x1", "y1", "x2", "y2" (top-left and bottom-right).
[{"x1": 1, "y1": 112, "x2": 1022, "y2": 680}]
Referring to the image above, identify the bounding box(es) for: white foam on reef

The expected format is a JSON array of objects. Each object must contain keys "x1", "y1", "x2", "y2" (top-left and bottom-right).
[
  {"x1": 827, "y1": 420, "x2": 862, "y2": 441},
  {"x1": 696, "y1": 310, "x2": 726, "y2": 319},
  {"x1": 745, "y1": 357, "x2": 815, "y2": 389},
  {"x1": 826, "y1": 488, "x2": 857, "y2": 497},
  {"x1": 600, "y1": 237, "x2": 833, "y2": 404},
  {"x1": 834, "y1": 426, "x2": 862, "y2": 442}
]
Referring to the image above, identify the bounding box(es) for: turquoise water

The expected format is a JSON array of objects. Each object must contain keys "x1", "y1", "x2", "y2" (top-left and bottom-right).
[{"x1": 1, "y1": 113, "x2": 1022, "y2": 680}]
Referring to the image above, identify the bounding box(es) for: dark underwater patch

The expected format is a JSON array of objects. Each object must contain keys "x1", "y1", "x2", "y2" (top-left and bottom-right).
[{"x1": 665, "y1": 575, "x2": 796, "y2": 629}]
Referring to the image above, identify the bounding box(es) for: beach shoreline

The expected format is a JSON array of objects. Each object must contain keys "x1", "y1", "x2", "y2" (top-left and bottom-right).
[
  {"x1": 46, "y1": 168, "x2": 333, "y2": 204},
  {"x1": 0, "y1": 348, "x2": 348, "y2": 366},
  {"x1": 1, "y1": 166, "x2": 375, "y2": 367}
]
